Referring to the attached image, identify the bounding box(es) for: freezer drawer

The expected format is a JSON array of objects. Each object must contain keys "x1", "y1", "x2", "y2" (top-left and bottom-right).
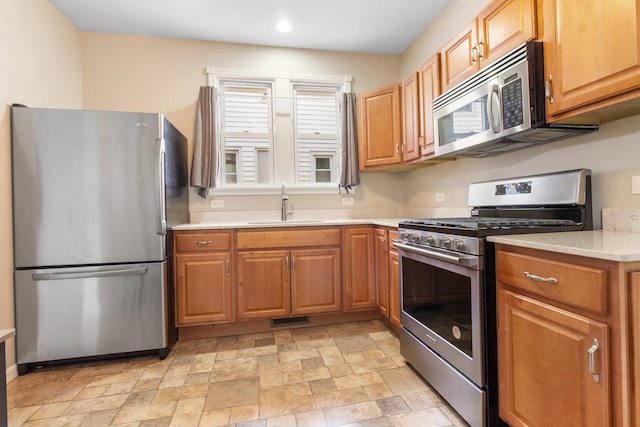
[{"x1": 15, "y1": 262, "x2": 170, "y2": 367}]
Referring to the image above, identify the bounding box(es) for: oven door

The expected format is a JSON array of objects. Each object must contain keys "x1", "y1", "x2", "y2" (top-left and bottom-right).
[{"x1": 396, "y1": 242, "x2": 485, "y2": 388}]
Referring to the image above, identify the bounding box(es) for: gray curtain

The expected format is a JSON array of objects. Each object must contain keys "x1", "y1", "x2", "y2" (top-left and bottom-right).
[
  {"x1": 339, "y1": 92, "x2": 360, "y2": 193},
  {"x1": 191, "y1": 86, "x2": 218, "y2": 198}
]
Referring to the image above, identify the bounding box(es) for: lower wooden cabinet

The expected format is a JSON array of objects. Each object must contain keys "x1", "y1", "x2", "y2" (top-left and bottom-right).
[
  {"x1": 497, "y1": 288, "x2": 610, "y2": 427},
  {"x1": 343, "y1": 227, "x2": 376, "y2": 311},
  {"x1": 388, "y1": 244, "x2": 400, "y2": 327},
  {"x1": 173, "y1": 231, "x2": 234, "y2": 326},
  {"x1": 236, "y1": 227, "x2": 342, "y2": 320},
  {"x1": 373, "y1": 227, "x2": 401, "y2": 328},
  {"x1": 237, "y1": 248, "x2": 342, "y2": 319},
  {"x1": 494, "y1": 244, "x2": 640, "y2": 427}
]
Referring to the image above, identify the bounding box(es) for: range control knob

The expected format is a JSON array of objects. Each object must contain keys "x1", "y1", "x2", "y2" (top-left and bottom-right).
[
  {"x1": 442, "y1": 237, "x2": 452, "y2": 249},
  {"x1": 424, "y1": 234, "x2": 435, "y2": 245},
  {"x1": 454, "y1": 239, "x2": 465, "y2": 251}
]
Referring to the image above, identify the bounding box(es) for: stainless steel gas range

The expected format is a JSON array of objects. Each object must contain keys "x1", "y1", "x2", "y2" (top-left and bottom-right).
[{"x1": 394, "y1": 169, "x2": 592, "y2": 427}]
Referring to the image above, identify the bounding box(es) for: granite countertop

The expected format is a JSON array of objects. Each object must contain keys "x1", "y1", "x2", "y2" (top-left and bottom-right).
[
  {"x1": 0, "y1": 329, "x2": 15, "y2": 344},
  {"x1": 172, "y1": 218, "x2": 402, "y2": 231},
  {"x1": 488, "y1": 230, "x2": 640, "y2": 262}
]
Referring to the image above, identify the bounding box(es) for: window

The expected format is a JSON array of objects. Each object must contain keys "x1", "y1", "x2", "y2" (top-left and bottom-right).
[
  {"x1": 212, "y1": 69, "x2": 349, "y2": 193},
  {"x1": 313, "y1": 155, "x2": 333, "y2": 183},
  {"x1": 220, "y1": 82, "x2": 273, "y2": 185},
  {"x1": 225, "y1": 150, "x2": 239, "y2": 184},
  {"x1": 293, "y1": 86, "x2": 340, "y2": 184}
]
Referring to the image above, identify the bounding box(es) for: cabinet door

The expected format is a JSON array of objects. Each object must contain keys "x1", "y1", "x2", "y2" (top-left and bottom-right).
[
  {"x1": 291, "y1": 248, "x2": 341, "y2": 315},
  {"x1": 343, "y1": 227, "x2": 375, "y2": 311},
  {"x1": 440, "y1": 20, "x2": 478, "y2": 92},
  {"x1": 542, "y1": 0, "x2": 640, "y2": 121},
  {"x1": 374, "y1": 228, "x2": 390, "y2": 317},
  {"x1": 388, "y1": 249, "x2": 401, "y2": 328},
  {"x1": 401, "y1": 72, "x2": 420, "y2": 163},
  {"x1": 357, "y1": 84, "x2": 402, "y2": 169},
  {"x1": 478, "y1": 0, "x2": 536, "y2": 68},
  {"x1": 175, "y1": 253, "x2": 233, "y2": 325},
  {"x1": 417, "y1": 54, "x2": 440, "y2": 160},
  {"x1": 237, "y1": 250, "x2": 290, "y2": 319},
  {"x1": 498, "y1": 289, "x2": 610, "y2": 427}
]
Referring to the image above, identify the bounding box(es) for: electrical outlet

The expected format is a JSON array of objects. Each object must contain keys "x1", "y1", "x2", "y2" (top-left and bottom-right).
[
  {"x1": 435, "y1": 192, "x2": 445, "y2": 202},
  {"x1": 210, "y1": 199, "x2": 224, "y2": 208},
  {"x1": 341, "y1": 197, "x2": 354, "y2": 205},
  {"x1": 633, "y1": 176, "x2": 640, "y2": 195}
]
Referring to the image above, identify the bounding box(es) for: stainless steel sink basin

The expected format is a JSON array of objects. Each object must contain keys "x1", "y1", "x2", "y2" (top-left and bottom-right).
[{"x1": 246, "y1": 219, "x2": 325, "y2": 225}]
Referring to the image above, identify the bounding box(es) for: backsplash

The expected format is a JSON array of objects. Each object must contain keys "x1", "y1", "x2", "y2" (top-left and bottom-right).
[
  {"x1": 188, "y1": 207, "x2": 471, "y2": 224},
  {"x1": 602, "y1": 209, "x2": 640, "y2": 232}
]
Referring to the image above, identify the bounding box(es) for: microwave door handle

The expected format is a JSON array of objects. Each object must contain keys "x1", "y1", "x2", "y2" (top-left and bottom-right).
[{"x1": 487, "y1": 84, "x2": 501, "y2": 133}]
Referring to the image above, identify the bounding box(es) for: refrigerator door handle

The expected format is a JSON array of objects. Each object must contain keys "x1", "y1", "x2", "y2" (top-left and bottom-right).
[
  {"x1": 32, "y1": 267, "x2": 148, "y2": 281},
  {"x1": 155, "y1": 137, "x2": 167, "y2": 236}
]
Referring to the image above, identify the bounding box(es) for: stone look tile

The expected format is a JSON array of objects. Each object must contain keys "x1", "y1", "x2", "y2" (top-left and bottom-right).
[
  {"x1": 7, "y1": 322, "x2": 468, "y2": 427},
  {"x1": 259, "y1": 383, "x2": 315, "y2": 418},
  {"x1": 323, "y1": 400, "x2": 383, "y2": 426},
  {"x1": 169, "y1": 397, "x2": 205, "y2": 426},
  {"x1": 204, "y1": 378, "x2": 259, "y2": 411},
  {"x1": 112, "y1": 400, "x2": 177, "y2": 424},
  {"x1": 334, "y1": 335, "x2": 379, "y2": 353}
]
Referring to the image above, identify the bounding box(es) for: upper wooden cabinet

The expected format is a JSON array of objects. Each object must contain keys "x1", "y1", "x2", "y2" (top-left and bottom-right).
[
  {"x1": 357, "y1": 84, "x2": 402, "y2": 169},
  {"x1": 416, "y1": 54, "x2": 441, "y2": 160},
  {"x1": 440, "y1": 0, "x2": 537, "y2": 92},
  {"x1": 540, "y1": 0, "x2": 640, "y2": 123}
]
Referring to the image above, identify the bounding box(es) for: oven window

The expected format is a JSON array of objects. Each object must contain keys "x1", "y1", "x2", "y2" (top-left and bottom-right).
[{"x1": 402, "y1": 257, "x2": 473, "y2": 357}]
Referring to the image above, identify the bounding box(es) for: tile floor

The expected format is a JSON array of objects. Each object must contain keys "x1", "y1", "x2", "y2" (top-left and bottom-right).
[{"x1": 6, "y1": 320, "x2": 469, "y2": 426}]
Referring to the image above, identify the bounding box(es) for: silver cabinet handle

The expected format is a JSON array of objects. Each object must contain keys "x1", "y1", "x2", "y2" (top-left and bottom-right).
[
  {"x1": 292, "y1": 256, "x2": 296, "y2": 271},
  {"x1": 225, "y1": 259, "x2": 229, "y2": 275},
  {"x1": 471, "y1": 45, "x2": 478, "y2": 63},
  {"x1": 381, "y1": 236, "x2": 387, "y2": 251},
  {"x1": 285, "y1": 256, "x2": 289, "y2": 272},
  {"x1": 524, "y1": 271, "x2": 558, "y2": 284},
  {"x1": 588, "y1": 338, "x2": 600, "y2": 383},
  {"x1": 194, "y1": 240, "x2": 212, "y2": 245},
  {"x1": 545, "y1": 75, "x2": 554, "y2": 104},
  {"x1": 477, "y1": 39, "x2": 485, "y2": 61}
]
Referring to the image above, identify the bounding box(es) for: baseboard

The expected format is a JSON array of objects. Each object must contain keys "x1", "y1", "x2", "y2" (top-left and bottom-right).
[{"x1": 6, "y1": 363, "x2": 17, "y2": 383}]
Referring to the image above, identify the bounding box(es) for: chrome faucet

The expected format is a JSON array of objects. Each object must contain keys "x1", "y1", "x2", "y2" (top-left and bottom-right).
[{"x1": 281, "y1": 183, "x2": 293, "y2": 221}]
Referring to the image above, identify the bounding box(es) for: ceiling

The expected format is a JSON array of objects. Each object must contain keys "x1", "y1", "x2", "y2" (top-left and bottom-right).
[{"x1": 49, "y1": 0, "x2": 451, "y2": 55}]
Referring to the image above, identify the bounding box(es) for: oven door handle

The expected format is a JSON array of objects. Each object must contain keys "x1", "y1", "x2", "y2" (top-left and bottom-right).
[{"x1": 392, "y1": 241, "x2": 479, "y2": 268}]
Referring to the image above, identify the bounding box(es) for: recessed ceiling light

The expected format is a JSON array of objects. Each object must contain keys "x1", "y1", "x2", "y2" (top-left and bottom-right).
[{"x1": 275, "y1": 20, "x2": 292, "y2": 33}]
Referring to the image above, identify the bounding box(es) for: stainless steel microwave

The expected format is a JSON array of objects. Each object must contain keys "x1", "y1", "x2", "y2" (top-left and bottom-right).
[{"x1": 433, "y1": 42, "x2": 598, "y2": 158}]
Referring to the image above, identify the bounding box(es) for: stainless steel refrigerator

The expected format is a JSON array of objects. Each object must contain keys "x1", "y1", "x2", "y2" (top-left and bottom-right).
[{"x1": 10, "y1": 106, "x2": 189, "y2": 374}]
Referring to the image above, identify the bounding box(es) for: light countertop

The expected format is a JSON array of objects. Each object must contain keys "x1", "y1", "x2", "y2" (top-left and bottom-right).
[
  {"x1": 0, "y1": 329, "x2": 15, "y2": 344},
  {"x1": 172, "y1": 218, "x2": 401, "y2": 231},
  {"x1": 488, "y1": 230, "x2": 640, "y2": 262}
]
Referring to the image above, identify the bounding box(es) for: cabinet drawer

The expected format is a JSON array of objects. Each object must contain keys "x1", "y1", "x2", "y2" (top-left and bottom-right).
[
  {"x1": 237, "y1": 227, "x2": 341, "y2": 250},
  {"x1": 175, "y1": 231, "x2": 232, "y2": 252},
  {"x1": 496, "y1": 250, "x2": 608, "y2": 315}
]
